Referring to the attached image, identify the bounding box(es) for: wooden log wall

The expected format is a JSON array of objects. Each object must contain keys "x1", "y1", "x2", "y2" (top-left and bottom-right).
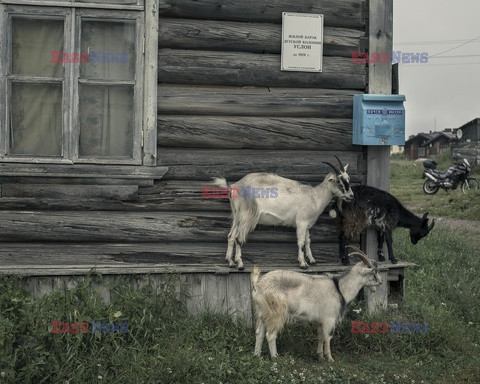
[
  {"x1": 0, "y1": 0, "x2": 368, "y2": 271},
  {"x1": 154, "y1": 0, "x2": 368, "y2": 266}
]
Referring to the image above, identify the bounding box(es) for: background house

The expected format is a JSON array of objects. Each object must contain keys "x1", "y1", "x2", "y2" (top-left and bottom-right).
[
  {"x1": 405, "y1": 131, "x2": 455, "y2": 160},
  {"x1": 452, "y1": 118, "x2": 480, "y2": 165},
  {"x1": 457, "y1": 118, "x2": 480, "y2": 143}
]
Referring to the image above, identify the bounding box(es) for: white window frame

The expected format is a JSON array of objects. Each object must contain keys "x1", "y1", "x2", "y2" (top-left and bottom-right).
[{"x1": 0, "y1": 0, "x2": 158, "y2": 167}]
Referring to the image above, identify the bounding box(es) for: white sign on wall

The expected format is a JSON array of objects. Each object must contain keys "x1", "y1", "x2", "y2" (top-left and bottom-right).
[{"x1": 281, "y1": 12, "x2": 324, "y2": 72}]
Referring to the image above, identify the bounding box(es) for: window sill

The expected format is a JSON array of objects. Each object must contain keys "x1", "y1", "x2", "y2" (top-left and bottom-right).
[{"x1": 0, "y1": 163, "x2": 168, "y2": 180}]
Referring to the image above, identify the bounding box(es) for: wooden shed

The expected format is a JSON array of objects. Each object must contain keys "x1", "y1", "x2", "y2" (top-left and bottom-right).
[{"x1": 0, "y1": 0, "x2": 409, "y2": 319}]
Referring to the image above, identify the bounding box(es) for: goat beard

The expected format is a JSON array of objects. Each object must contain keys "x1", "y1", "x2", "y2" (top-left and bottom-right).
[{"x1": 368, "y1": 286, "x2": 377, "y2": 293}]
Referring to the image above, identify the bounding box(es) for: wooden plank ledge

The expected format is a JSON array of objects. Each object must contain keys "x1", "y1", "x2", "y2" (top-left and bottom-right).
[
  {"x1": 0, "y1": 242, "x2": 416, "y2": 276},
  {"x1": 0, "y1": 164, "x2": 169, "y2": 180}
]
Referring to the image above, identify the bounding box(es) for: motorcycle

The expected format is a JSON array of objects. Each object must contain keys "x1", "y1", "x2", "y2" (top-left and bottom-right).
[{"x1": 422, "y1": 158, "x2": 478, "y2": 195}]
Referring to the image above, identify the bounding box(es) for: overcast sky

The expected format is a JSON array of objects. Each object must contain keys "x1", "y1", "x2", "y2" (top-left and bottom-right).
[{"x1": 393, "y1": 0, "x2": 480, "y2": 137}]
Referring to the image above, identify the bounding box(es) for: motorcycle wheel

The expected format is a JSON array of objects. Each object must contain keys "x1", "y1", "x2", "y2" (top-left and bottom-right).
[
  {"x1": 423, "y1": 180, "x2": 439, "y2": 195},
  {"x1": 461, "y1": 178, "x2": 479, "y2": 193}
]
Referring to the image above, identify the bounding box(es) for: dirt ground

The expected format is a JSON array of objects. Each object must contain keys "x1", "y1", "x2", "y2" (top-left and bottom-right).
[{"x1": 434, "y1": 216, "x2": 480, "y2": 234}]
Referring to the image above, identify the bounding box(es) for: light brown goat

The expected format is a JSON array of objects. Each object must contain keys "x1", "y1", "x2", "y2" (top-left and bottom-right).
[{"x1": 251, "y1": 247, "x2": 382, "y2": 362}]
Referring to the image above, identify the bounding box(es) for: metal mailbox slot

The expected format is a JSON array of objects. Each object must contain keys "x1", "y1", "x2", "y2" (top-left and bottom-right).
[{"x1": 353, "y1": 94, "x2": 406, "y2": 145}]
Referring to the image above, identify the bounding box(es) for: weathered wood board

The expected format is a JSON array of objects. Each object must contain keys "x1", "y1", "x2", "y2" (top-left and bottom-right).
[
  {"x1": 158, "y1": 0, "x2": 366, "y2": 28},
  {"x1": 157, "y1": 116, "x2": 356, "y2": 150},
  {"x1": 157, "y1": 85, "x2": 359, "y2": 117},
  {"x1": 157, "y1": 149, "x2": 365, "y2": 181},
  {"x1": 158, "y1": 50, "x2": 366, "y2": 89},
  {"x1": 0, "y1": 210, "x2": 339, "y2": 243},
  {"x1": 158, "y1": 18, "x2": 363, "y2": 57}
]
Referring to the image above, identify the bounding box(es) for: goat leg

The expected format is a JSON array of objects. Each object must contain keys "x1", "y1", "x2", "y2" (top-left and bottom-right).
[
  {"x1": 296, "y1": 225, "x2": 309, "y2": 269},
  {"x1": 254, "y1": 319, "x2": 265, "y2": 357},
  {"x1": 317, "y1": 325, "x2": 325, "y2": 360},
  {"x1": 304, "y1": 229, "x2": 317, "y2": 265},
  {"x1": 376, "y1": 229, "x2": 386, "y2": 262},
  {"x1": 226, "y1": 227, "x2": 237, "y2": 267},
  {"x1": 322, "y1": 319, "x2": 336, "y2": 362},
  {"x1": 385, "y1": 230, "x2": 397, "y2": 264},
  {"x1": 266, "y1": 330, "x2": 279, "y2": 358},
  {"x1": 234, "y1": 240, "x2": 245, "y2": 270}
]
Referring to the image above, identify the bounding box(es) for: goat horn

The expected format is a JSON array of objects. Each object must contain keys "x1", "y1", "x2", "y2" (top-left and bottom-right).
[
  {"x1": 428, "y1": 218, "x2": 435, "y2": 231},
  {"x1": 346, "y1": 245, "x2": 373, "y2": 267},
  {"x1": 334, "y1": 155, "x2": 345, "y2": 172},
  {"x1": 322, "y1": 161, "x2": 341, "y2": 175}
]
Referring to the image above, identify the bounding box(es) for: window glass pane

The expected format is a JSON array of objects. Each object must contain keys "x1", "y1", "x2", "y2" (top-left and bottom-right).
[
  {"x1": 12, "y1": 18, "x2": 64, "y2": 78},
  {"x1": 80, "y1": 20, "x2": 135, "y2": 80},
  {"x1": 10, "y1": 83, "x2": 63, "y2": 156},
  {"x1": 79, "y1": 85, "x2": 134, "y2": 157}
]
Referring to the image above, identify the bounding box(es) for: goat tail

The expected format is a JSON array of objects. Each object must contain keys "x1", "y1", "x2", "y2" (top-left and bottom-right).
[
  {"x1": 212, "y1": 177, "x2": 229, "y2": 190},
  {"x1": 258, "y1": 292, "x2": 289, "y2": 333},
  {"x1": 251, "y1": 268, "x2": 288, "y2": 333}
]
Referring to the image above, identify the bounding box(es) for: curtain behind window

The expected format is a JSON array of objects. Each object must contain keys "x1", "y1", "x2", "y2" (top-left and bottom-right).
[
  {"x1": 10, "y1": 18, "x2": 64, "y2": 156},
  {"x1": 79, "y1": 20, "x2": 135, "y2": 158}
]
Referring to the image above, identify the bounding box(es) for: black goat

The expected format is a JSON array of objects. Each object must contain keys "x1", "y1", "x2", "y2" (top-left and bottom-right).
[{"x1": 332, "y1": 185, "x2": 435, "y2": 265}]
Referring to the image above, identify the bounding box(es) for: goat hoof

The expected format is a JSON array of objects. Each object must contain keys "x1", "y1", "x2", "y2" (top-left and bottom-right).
[
  {"x1": 300, "y1": 264, "x2": 309, "y2": 270},
  {"x1": 378, "y1": 255, "x2": 385, "y2": 262},
  {"x1": 309, "y1": 260, "x2": 318, "y2": 266},
  {"x1": 390, "y1": 258, "x2": 398, "y2": 264},
  {"x1": 238, "y1": 265, "x2": 245, "y2": 271}
]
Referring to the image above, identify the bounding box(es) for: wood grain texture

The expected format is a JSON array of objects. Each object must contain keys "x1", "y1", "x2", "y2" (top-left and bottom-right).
[
  {"x1": 157, "y1": 116, "x2": 355, "y2": 150},
  {"x1": 158, "y1": 18, "x2": 363, "y2": 57},
  {"x1": 157, "y1": 84, "x2": 359, "y2": 117},
  {"x1": 0, "y1": 210, "x2": 339, "y2": 244},
  {"x1": 0, "y1": 177, "x2": 362, "y2": 212},
  {"x1": 142, "y1": 0, "x2": 160, "y2": 165},
  {"x1": 365, "y1": 0, "x2": 394, "y2": 314},
  {"x1": 1, "y1": 184, "x2": 139, "y2": 199},
  {"x1": 158, "y1": 0, "x2": 366, "y2": 29},
  {"x1": 157, "y1": 149, "x2": 366, "y2": 181},
  {"x1": 0, "y1": 163, "x2": 169, "y2": 180},
  {"x1": 158, "y1": 49, "x2": 366, "y2": 89},
  {"x1": 0, "y1": 243, "x2": 413, "y2": 275}
]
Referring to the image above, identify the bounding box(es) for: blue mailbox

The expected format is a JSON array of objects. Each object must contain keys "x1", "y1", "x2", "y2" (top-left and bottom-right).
[{"x1": 353, "y1": 94, "x2": 406, "y2": 145}]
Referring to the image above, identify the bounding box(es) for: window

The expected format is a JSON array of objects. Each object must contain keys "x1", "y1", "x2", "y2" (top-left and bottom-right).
[
  {"x1": 418, "y1": 147, "x2": 425, "y2": 157},
  {"x1": 0, "y1": 2, "x2": 151, "y2": 165}
]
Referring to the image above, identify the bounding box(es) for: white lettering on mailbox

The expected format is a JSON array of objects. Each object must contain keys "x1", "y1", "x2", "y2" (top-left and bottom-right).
[{"x1": 367, "y1": 109, "x2": 403, "y2": 115}]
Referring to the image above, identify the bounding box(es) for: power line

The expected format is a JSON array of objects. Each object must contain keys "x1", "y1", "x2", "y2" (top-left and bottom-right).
[
  {"x1": 429, "y1": 34, "x2": 480, "y2": 58},
  {"x1": 395, "y1": 38, "x2": 480, "y2": 46},
  {"x1": 429, "y1": 54, "x2": 480, "y2": 59},
  {"x1": 401, "y1": 62, "x2": 480, "y2": 67}
]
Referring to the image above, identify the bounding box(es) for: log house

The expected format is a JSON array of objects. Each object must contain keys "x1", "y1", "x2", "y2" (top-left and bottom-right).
[{"x1": 0, "y1": 0, "x2": 409, "y2": 318}]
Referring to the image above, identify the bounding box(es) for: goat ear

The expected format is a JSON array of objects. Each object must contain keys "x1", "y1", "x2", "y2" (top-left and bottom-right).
[
  {"x1": 328, "y1": 174, "x2": 336, "y2": 182},
  {"x1": 422, "y1": 212, "x2": 429, "y2": 221}
]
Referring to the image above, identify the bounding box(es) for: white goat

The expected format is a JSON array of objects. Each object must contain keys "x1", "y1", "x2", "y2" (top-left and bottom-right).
[
  {"x1": 251, "y1": 246, "x2": 382, "y2": 362},
  {"x1": 213, "y1": 156, "x2": 354, "y2": 270}
]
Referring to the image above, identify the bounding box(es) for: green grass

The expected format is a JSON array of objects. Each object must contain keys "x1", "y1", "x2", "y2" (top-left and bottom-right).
[
  {"x1": 2, "y1": 227, "x2": 479, "y2": 384},
  {"x1": 1, "y1": 157, "x2": 480, "y2": 383},
  {"x1": 390, "y1": 153, "x2": 480, "y2": 220}
]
